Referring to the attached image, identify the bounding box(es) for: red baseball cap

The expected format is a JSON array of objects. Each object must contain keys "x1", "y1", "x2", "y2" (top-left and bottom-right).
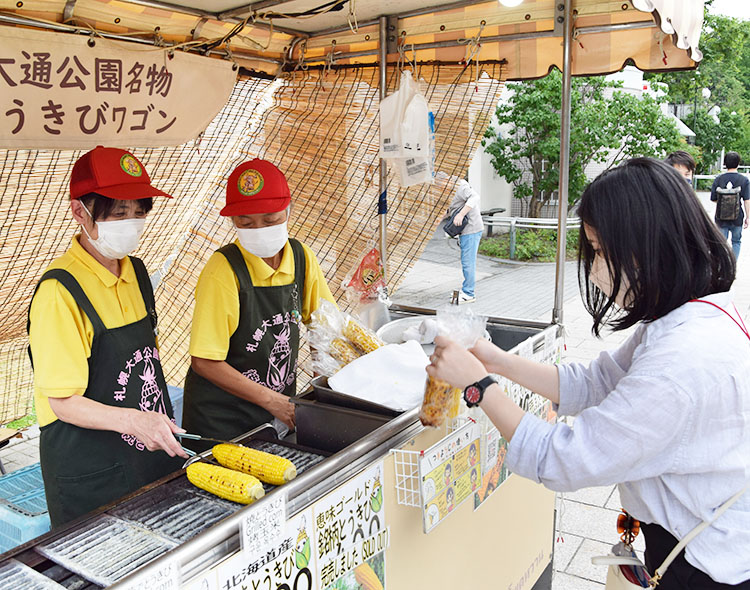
[
  {"x1": 70, "y1": 146, "x2": 172, "y2": 200},
  {"x1": 221, "y1": 159, "x2": 291, "y2": 217}
]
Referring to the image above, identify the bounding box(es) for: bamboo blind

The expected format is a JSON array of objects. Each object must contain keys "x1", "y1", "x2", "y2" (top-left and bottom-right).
[{"x1": 0, "y1": 62, "x2": 505, "y2": 425}]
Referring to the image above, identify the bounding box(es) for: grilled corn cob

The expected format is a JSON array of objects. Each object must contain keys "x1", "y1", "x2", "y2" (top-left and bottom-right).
[
  {"x1": 212, "y1": 444, "x2": 297, "y2": 486},
  {"x1": 186, "y1": 462, "x2": 265, "y2": 504},
  {"x1": 419, "y1": 376, "x2": 461, "y2": 427},
  {"x1": 354, "y1": 563, "x2": 384, "y2": 590},
  {"x1": 329, "y1": 337, "x2": 361, "y2": 365},
  {"x1": 343, "y1": 317, "x2": 384, "y2": 354}
]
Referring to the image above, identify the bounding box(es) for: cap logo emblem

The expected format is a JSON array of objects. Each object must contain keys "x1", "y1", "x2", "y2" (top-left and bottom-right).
[
  {"x1": 237, "y1": 169, "x2": 264, "y2": 197},
  {"x1": 120, "y1": 154, "x2": 143, "y2": 177}
]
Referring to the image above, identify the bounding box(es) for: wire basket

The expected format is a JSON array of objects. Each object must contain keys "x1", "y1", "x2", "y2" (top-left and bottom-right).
[{"x1": 390, "y1": 448, "x2": 422, "y2": 508}]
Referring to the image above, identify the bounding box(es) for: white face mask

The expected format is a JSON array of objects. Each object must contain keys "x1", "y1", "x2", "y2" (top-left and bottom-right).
[
  {"x1": 591, "y1": 254, "x2": 630, "y2": 308},
  {"x1": 237, "y1": 221, "x2": 289, "y2": 258},
  {"x1": 79, "y1": 202, "x2": 145, "y2": 260}
]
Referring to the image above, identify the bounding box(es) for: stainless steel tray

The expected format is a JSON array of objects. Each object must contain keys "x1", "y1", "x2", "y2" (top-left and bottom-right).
[
  {"x1": 36, "y1": 515, "x2": 176, "y2": 587},
  {"x1": 0, "y1": 559, "x2": 66, "y2": 590}
]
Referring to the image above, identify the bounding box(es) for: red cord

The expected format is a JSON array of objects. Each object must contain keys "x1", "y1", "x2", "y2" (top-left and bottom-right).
[{"x1": 690, "y1": 299, "x2": 750, "y2": 340}]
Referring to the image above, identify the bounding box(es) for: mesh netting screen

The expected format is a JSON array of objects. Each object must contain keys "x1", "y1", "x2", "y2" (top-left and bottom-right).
[{"x1": 0, "y1": 62, "x2": 505, "y2": 424}]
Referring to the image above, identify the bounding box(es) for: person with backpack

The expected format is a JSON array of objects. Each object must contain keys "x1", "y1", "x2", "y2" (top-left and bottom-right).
[
  {"x1": 710, "y1": 151, "x2": 750, "y2": 259},
  {"x1": 442, "y1": 177, "x2": 484, "y2": 304}
]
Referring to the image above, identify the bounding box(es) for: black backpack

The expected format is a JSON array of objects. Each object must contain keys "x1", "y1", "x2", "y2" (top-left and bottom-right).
[{"x1": 717, "y1": 181, "x2": 742, "y2": 222}]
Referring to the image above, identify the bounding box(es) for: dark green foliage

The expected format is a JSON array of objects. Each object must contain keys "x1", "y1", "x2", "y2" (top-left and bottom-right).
[
  {"x1": 478, "y1": 229, "x2": 579, "y2": 262},
  {"x1": 646, "y1": 13, "x2": 750, "y2": 171},
  {"x1": 482, "y1": 71, "x2": 685, "y2": 216}
]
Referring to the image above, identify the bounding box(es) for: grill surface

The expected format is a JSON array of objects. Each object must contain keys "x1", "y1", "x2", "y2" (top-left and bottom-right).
[
  {"x1": 11, "y1": 438, "x2": 326, "y2": 588},
  {"x1": 243, "y1": 439, "x2": 326, "y2": 491},
  {"x1": 36, "y1": 515, "x2": 176, "y2": 587},
  {"x1": 0, "y1": 559, "x2": 66, "y2": 589},
  {"x1": 110, "y1": 485, "x2": 233, "y2": 543},
  {"x1": 40, "y1": 564, "x2": 100, "y2": 590}
]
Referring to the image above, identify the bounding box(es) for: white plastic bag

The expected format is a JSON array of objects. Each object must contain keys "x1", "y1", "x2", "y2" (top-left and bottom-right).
[
  {"x1": 419, "y1": 307, "x2": 487, "y2": 427},
  {"x1": 380, "y1": 70, "x2": 435, "y2": 187},
  {"x1": 379, "y1": 70, "x2": 416, "y2": 158}
]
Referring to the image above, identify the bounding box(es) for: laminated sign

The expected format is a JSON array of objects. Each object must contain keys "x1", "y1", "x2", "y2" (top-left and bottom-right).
[
  {"x1": 314, "y1": 462, "x2": 389, "y2": 590},
  {"x1": 0, "y1": 27, "x2": 237, "y2": 149},
  {"x1": 419, "y1": 420, "x2": 482, "y2": 533}
]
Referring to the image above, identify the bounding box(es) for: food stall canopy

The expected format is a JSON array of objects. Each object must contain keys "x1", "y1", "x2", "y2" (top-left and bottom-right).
[
  {"x1": 0, "y1": 0, "x2": 703, "y2": 425},
  {"x1": 0, "y1": 0, "x2": 702, "y2": 76}
]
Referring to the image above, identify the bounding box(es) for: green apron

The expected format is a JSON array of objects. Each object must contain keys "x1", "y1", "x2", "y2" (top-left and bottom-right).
[
  {"x1": 29, "y1": 257, "x2": 182, "y2": 529},
  {"x1": 182, "y1": 240, "x2": 305, "y2": 452}
]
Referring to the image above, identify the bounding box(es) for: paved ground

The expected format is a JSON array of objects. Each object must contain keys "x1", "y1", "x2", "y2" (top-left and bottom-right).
[{"x1": 1, "y1": 192, "x2": 748, "y2": 588}]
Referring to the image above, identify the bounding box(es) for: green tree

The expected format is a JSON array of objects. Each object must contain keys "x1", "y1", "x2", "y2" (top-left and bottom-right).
[
  {"x1": 481, "y1": 70, "x2": 685, "y2": 217},
  {"x1": 646, "y1": 13, "x2": 750, "y2": 167}
]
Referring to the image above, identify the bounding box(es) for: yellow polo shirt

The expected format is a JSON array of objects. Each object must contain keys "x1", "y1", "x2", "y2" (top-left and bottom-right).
[
  {"x1": 189, "y1": 239, "x2": 335, "y2": 361},
  {"x1": 29, "y1": 237, "x2": 150, "y2": 427}
]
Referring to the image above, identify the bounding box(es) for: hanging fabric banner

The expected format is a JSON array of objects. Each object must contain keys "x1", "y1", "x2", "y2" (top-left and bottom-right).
[{"x1": 0, "y1": 27, "x2": 237, "y2": 149}]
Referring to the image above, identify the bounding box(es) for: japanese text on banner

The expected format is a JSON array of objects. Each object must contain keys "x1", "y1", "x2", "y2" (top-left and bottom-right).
[{"x1": 0, "y1": 27, "x2": 236, "y2": 149}]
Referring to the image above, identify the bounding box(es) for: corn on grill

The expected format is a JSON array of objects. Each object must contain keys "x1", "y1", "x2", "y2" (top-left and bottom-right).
[{"x1": 0, "y1": 436, "x2": 326, "y2": 589}]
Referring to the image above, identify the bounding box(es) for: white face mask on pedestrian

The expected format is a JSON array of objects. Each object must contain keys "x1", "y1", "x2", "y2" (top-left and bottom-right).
[
  {"x1": 236, "y1": 220, "x2": 289, "y2": 258},
  {"x1": 79, "y1": 202, "x2": 145, "y2": 260}
]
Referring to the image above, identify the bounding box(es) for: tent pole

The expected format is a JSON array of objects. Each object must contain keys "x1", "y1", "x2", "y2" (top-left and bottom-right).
[
  {"x1": 552, "y1": 0, "x2": 573, "y2": 325},
  {"x1": 379, "y1": 16, "x2": 389, "y2": 284}
]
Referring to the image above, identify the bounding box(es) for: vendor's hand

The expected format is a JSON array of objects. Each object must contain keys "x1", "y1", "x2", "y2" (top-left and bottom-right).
[
  {"x1": 453, "y1": 214, "x2": 465, "y2": 226},
  {"x1": 127, "y1": 410, "x2": 188, "y2": 459},
  {"x1": 744, "y1": 218, "x2": 748, "y2": 229},
  {"x1": 267, "y1": 390, "x2": 296, "y2": 430},
  {"x1": 469, "y1": 338, "x2": 505, "y2": 374},
  {"x1": 427, "y1": 335, "x2": 489, "y2": 389}
]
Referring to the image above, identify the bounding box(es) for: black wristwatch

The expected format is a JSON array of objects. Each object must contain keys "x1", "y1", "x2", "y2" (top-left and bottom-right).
[{"x1": 463, "y1": 376, "x2": 497, "y2": 408}]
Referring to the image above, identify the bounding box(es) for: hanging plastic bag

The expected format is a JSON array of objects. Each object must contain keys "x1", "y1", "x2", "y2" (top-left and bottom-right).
[
  {"x1": 379, "y1": 70, "x2": 416, "y2": 158},
  {"x1": 343, "y1": 246, "x2": 387, "y2": 305},
  {"x1": 380, "y1": 70, "x2": 435, "y2": 187}
]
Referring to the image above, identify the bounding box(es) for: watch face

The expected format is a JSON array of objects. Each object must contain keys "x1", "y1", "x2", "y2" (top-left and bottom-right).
[{"x1": 465, "y1": 385, "x2": 481, "y2": 405}]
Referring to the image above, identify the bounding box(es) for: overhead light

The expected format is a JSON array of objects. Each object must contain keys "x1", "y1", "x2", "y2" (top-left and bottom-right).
[{"x1": 499, "y1": 0, "x2": 524, "y2": 6}]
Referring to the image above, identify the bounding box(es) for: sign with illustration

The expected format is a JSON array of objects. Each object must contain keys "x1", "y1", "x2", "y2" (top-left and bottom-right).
[
  {"x1": 419, "y1": 420, "x2": 481, "y2": 533},
  {"x1": 474, "y1": 329, "x2": 559, "y2": 510},
  {"x1": 0, "y1": 27, "x2": 236, "y2": 149},
  {"x1": 474, "y1": 426, "x2": 509, "y2": 510},
  {"x1": 314, "y1": 461, "x2": 389, "y2": 590},
  {"x1": 215, "y1": 507, "x2": 316, "y2": 590}
]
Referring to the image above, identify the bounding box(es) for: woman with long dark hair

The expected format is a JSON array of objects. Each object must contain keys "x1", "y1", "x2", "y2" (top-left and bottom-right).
[{"x1": 428, "y1": 158, "x2": 750, "y2": 588}]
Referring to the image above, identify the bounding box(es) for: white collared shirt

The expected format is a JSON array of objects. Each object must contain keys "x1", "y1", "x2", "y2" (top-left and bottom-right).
[{"x1": 506, "y1": 292, "x2": 750, "y2": 584}]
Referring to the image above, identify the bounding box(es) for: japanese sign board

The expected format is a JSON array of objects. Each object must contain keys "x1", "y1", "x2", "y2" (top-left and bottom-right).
[
  {"x1": 473, "y1": 424, "x2": 509, "y2": 511},
  {"x1": 215, "y1": 508, "x2": 317, "y2": 590},
  {"x1": 418, "y1": 420, "x2": 481, "y2": 533},
  {"x1": 241, "y1": 493, "x2": 287, "y2": 566},
  {"x1": 0, "y1": 27, "x2": 236, "y2": 149},
  {"x1": 475, "y1": 328, "x2": 562, "y2": 510},
  {"x1": 313, "y1": 461, "x2": 389, "y2": 590},
  {"x1": 119, "y1": 558, "x2": 180, "y2": 590}
]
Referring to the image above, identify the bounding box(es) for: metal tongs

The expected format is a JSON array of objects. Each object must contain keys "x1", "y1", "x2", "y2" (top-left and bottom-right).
[
  {"x1": 174, "y1": 432, "x2": 246, "y2": 468},
  {"x1": 174, "y1": 423, "x2": 275, "y2": 469}
]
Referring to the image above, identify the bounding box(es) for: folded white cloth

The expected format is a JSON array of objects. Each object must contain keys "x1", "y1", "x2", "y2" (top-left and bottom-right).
[{"x1": 328, "y1": 340, "x2": 429, "y2": 411}]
